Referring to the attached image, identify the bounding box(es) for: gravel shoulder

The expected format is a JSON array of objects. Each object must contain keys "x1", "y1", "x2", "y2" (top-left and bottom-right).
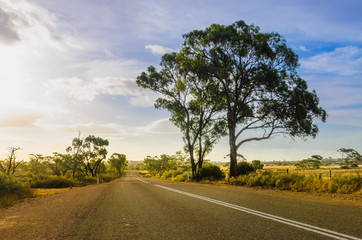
[{"x1": 0, "y1": 182, "x2": 111, "y2": 240}]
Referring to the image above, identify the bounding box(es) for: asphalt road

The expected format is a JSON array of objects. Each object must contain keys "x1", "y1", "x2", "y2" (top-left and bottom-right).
[{"x1": 74, "y1": 173, "x2": 362, "y2": 240}]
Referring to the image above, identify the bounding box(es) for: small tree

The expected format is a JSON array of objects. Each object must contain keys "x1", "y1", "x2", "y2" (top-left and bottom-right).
[
  {"x1": 109, "y1": 153, "x2": 127, "y2": 176},
  {"x1": 142, "y1": 154, "x2": 181, "y2": 174},
  {"x1": 28, "y1": 154, "x2": 48, "y2": 176},
  {"x1": 338, "y1": 148, "x2": 361, "y2": 168},
  {"x1": 67, "y1": 132, "x2": 85, "y2": 178},
  {"x1": 0, "y1": 147, "x2": 22, "y2": 176},
  {"x1": 294, "y1": 159, "x2": 322, "y2": 170},
  {"x1": 48, "y1": 152, "x2": 72, "y2": 176},
  {"x1": 251, "y1": 160, "x2": 264, "y2": 170},
  {"x1": 82, "y1": 135, "x2": 109, "y2": 177},
  {"x1": 137, "y1": 53, "x2": 226, "y2": 180}
]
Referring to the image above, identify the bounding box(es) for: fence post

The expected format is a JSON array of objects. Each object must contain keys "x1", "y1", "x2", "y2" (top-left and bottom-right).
[
  {"x1": 286, "y1": 168, "x2": 289, "y2": 174},
  {"x1": 329, "y1": 169, "x2": 332, "y2": 180}
]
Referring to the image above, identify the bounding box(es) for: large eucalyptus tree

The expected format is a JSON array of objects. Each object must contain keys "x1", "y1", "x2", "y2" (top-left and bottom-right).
[{"x1": 177, "y1": 21, "x2": 327, "y2": 177}]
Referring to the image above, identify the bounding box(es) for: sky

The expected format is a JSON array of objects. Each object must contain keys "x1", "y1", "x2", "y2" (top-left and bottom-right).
[{"x1": 0, "y1": 0, "x2": 361, "y2": 162}]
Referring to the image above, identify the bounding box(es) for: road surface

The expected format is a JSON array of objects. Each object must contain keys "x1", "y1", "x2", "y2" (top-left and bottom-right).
[{"x1": 0, "y1": 172, "x2": 361, "y2": 239}]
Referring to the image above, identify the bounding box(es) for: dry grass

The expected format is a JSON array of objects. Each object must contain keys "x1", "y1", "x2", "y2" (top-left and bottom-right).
[
  {"x1": 32, "y1": 188, "x2": 71, "y2": 197},
  {"x1": 262, "y1": 165, "x2": 362, "y2": 179}
]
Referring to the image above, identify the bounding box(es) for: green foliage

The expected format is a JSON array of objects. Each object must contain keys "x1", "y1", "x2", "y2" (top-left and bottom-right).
[
  {"x1": 250, "y1": 160, "x2": 264, "y2": 170},
  {"x1": 0, "y1": 174, "x2": 33, "y2": 208},
  {"x1": 108, "y1": 153, "x2": 127, "y2": 176},
  {"x1": 28, "y1": 154, "x2": 49, "y2": 176},
  {"x1": 294, "y1": 159, "x2": 322, "y2": 169},
  {"x1": 198, "y1": 163, "x2": 225, "y2": 180},
  {"x1": 137, "y1": 52, "x2": 227, "y2": 180},
  {"x1": 338, "y1": 148, "x2": 361, "y2": 169},
  {"x1": 82, "y1": 135, "x2": 109, "y2": 177},
  {"x1": 142, "y1": 154, "x2": 180, "y2": 173},
  {"x1": 177, "y1": 20, "x2": 327, "y2": 177},
  {"x1": 173, "y1": 172, "x2": 190, "y2": 182},
  {"x1": 236, "y1": 161, "x2": 255, "y2": 176},
  {"x1": 48, "y1": 152, "x2": 72, "y2": 176},
  {"x1": 161, "y1": 170, "x2": 183, "y2": 180},
  {"x1": 0, "y1": 174, "x2": 26, "y2": 196},
  {"x1": 228, "y1": 172, "x2": 361, "y2": 194},
  {"x1": 31, "y1": 176, "x2": 74, "y2": 188}
]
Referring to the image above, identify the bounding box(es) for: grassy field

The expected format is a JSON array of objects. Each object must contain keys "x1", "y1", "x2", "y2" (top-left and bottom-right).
[{"x1": 262, "y1": 165, "x2": 362, "y2": 179}]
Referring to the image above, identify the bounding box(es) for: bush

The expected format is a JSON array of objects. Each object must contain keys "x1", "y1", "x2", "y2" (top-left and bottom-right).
[
  {"x1": 161, "y1": 170, "x2": 183, "y2": 180},
  {"x1": 0, "y1": 175, "x2": 25, "y2": 196},
  {"x1": 236, "y1": 161, "x2": 255, "y2": 176},
  {"x1": 100, "y1": 174, "x2": 117, "y2": 182},
  {"x1": 172, "y1": 172, "x2": 190, "y2": 182},
  {"x1": 0, "y1": 175, "x2": 33, "y2": 208},
  {"x1": 198, "y1": 164, "x2": 225, "y2": 180},
  {"x1": 226, "y1": 171, "x2": 362, "y2": 194},
  {"x1": 31, "y1": 176, "x2": 75, "y2": 188}
]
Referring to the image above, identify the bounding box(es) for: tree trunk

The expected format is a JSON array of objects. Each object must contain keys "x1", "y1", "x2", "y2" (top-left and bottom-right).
[{"x1": 228, "y1": 122, "x2": 238, "y2": 178}]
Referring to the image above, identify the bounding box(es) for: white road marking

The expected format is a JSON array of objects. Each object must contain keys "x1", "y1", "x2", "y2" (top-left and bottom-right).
[
  {"x1": 134, "y1": 177, "x2": 150, "y2": 184},
  {"x1": 155, "y1": 184, "x2": 360, "y2": 240}
]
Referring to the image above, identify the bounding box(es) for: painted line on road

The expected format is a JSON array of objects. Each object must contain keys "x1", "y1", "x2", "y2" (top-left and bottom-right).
[
  {"x1": 155, "y1": 184, "x2": 360, "y2": 240},
  {"x1": 134, "y1": 177, "x2": 150, "y2": 184}
]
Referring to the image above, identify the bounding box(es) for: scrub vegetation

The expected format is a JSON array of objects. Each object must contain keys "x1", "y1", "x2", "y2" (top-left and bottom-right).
[
  {"x1": 140, "y1": 150, "x2": 362, "y2": 195},
  {"x1": 0, "y1": 134, "x2": 127, "y2": 208}
]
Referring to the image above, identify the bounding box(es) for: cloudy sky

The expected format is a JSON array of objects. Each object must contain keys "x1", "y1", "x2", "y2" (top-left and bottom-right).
[{"x1": 0, "y1": 0, "x2": 361, "y2": 162}]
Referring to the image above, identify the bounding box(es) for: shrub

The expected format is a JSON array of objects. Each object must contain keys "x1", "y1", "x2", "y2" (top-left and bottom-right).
[
  {"x1": 31, "y1": 176, "x2": 74, "y2": 188},
  {"x1": 0, "y1": 175, "x2": 33, "y2": 208},
  {"x1": 236, "y1": 161, "x2": 255, "y2": 176},
  {"x1": 100, "y1": 174, "x2": 116, "y2": 182},
  {"x1": 198, "y1": 164, "x2": 225, "y2": 180},
  {"x1": 172, "y1": 172, "x2": 190, "y2": 182},
  {"x1": 0, "y1": 175, "x2": 25, "y2": 196},
  {"x1": 226, "y1": 171, "x2": 362, "y2": 194}
]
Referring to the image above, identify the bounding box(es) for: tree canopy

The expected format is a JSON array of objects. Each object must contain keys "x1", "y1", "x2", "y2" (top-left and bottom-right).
[
  {"x1": 137, "y1": 53, "x2": 226, "y2": 179},
  {"x1": 176, "y1": 20, "x2": 327, "y2": 177}
]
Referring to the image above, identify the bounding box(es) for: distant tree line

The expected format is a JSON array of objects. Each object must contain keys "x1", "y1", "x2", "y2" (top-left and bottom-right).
[{"x1": 0, "y1": 134, "x2": 127, "y2": 181}]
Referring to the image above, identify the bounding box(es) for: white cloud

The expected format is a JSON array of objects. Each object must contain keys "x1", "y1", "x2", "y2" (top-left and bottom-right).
[
  {"x1": 82, "y1": 59, "x2": 145, "y2": 79},
  {"x1": 59, "y1": 122, "x2": 125, "y2": 135},
  {"x1": 0, "y1": 108, "x2": 44, "y2": 128},
  {"x1": 301, "y1": 47, "x2": 362, "y2": 75},
  {"x1": 145, "y1": 44, "x2": 175, "y2": 55},
  {"x1": 137, "y1": 118, "x2": 178, "y2": 134},
  {"x1": 129, "y1": 93, "x2": 159, "y2": 107},
  {"x1": 296, "y1": 45, "x2": 308, "y2": 51},
  {"x1": 45, "y1": 77, "x2": 98, "y2": 103},
  {"x1": 93, "y1": 77, "x2": 140, "y2": 96},
  {"x1": 45, "y1": 76, "x2": 143, "y2": 103},
  {"x1": 0, "y1": 0, "x2": 73, "y2": 50}
]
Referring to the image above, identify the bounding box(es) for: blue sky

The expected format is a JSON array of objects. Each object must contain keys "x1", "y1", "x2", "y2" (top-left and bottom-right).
[{"x1": 0, "y1": 0, "x2": 361, "y2": 162}]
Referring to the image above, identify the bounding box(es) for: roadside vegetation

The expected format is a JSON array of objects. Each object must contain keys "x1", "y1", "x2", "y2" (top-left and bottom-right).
[
  {"x1": 0, "y1": 134, "x2": 127, "y2": 208},
  {"x1": 139, "y1": 150, "x2": 362, "y2": 195}
]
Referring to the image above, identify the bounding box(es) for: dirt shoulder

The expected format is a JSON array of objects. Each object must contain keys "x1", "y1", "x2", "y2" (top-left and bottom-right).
[{"x1": 0, "y1": 182, "x2": 112, "y2": 240}]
